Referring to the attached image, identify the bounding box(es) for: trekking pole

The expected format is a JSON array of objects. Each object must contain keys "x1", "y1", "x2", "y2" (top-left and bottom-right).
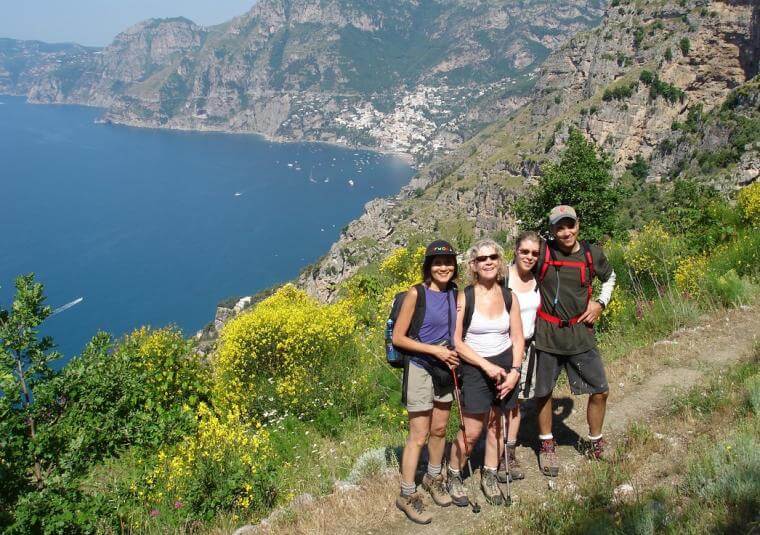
[
  {"x1": 500, "y1": 395, "x2": 513, "y2": 506},
  {"x1": 451, "y1": 367, "x2": 481, "y2": 514}
]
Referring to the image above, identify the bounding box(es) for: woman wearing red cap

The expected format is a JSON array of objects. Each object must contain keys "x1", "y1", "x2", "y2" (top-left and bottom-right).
[{"x1": 392, "y1": 240, "x2": 460, "y2": 524}]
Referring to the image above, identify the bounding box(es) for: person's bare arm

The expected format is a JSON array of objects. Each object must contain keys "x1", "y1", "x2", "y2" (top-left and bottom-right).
[{"x1": 392, "y1": 286, "x2": 459, "y2": 367}]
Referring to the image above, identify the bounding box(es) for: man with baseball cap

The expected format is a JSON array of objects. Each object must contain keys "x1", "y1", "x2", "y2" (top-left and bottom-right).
[{"x1": 532, "y1": 205, "x2": 616, "y2": 476}]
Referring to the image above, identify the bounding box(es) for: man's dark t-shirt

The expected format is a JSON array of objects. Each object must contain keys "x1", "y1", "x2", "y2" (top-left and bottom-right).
[{"x1": 534, "y1": 240, "x2": 613, "y2": 355}]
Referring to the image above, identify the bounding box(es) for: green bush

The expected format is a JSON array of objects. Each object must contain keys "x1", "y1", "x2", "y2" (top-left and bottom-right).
[{"x1": 680, "y1": 37, "x2": 691, "y2": 56}]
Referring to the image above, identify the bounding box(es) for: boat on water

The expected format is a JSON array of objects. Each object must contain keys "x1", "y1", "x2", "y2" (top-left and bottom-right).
[
  {"x1": 348, "y1": 179, "x2": 355, "y2": 186},
  {"x1": 234, "y1": 192, "x2": 242, "y2": 196}
]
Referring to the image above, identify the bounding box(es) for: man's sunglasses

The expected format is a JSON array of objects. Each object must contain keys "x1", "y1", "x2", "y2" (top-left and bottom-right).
[{"x1": 475, "y1": 254, "x2": 500, "y2": 262}]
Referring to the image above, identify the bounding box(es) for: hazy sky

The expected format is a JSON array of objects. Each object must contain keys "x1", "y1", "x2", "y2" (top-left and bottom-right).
[{"x1": 0, "y1": 1, "x2": 257, "y2": 47}]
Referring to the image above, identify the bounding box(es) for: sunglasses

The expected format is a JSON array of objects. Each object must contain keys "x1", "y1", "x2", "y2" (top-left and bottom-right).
[
  {"x1": 475, "y1": 254, "x2": 500, "y2": 262},
  {"x1": 518, "y1": 249, "x2": 540, "y2": 258}
]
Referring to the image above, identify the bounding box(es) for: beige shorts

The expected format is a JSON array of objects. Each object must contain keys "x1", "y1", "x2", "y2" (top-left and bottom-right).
[{"x1": 405, "y1": 362, "x2": 453, "y2": 412}]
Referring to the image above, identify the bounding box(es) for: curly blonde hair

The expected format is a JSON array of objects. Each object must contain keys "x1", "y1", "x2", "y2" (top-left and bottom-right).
[{"x1": 465, "y1": 239, "x2": 508, "y2": 284}]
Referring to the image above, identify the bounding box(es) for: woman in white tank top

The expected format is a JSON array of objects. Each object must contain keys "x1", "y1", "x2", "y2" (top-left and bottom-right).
[
  {"x1": 502, "y1": 231, "x2": 541, "y2": 482},
  {"x1": 447, "y1": 239, "x2": 525, "y2": 506}
]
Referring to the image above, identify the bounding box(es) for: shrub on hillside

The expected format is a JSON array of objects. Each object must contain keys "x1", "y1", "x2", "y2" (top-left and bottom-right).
[
  {"x1": 516, "y1": 129, "x2": 619, "y2": 242},
  {"x1": 213, "y1": 284, "x2": 359, "y2": 423},
  {"x1": 675, "y1": 254, "x2": 710, "y2": 300},
  {"x1": 624, "y1": 221, "x2": 682, "y2": 288},
  {"x1": 738, "y1": 182, "x2": 760, "y2": 224},
  {"x1": 147, "y1": 403, "x2": 274, "y2": 521},
  {"x1": 35, "y1": 328, "x2": 208, "y2": 477}
]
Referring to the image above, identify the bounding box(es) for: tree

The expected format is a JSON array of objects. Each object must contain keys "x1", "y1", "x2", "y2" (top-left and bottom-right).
[
  {"x1": 515, "y1": 129, "x2": 619, "y2": 242},
  {"x1": 0, "y1": 274, "x2": 59, "y2": 488}
]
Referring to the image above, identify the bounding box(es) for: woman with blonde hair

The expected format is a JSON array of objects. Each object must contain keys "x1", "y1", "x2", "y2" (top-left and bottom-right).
[{"x1": 447, "y1": 239, "x2": 524, "y2": 506}]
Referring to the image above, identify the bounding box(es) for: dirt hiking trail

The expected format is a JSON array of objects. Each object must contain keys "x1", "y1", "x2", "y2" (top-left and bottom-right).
[{"x1": 252, "y1": 304, "x2": 759, "y2": 535}]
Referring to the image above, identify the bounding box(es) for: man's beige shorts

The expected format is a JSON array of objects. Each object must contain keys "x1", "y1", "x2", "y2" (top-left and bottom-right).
[{"x1": 405, "y1": 362, "x2": 453, "y2": 412}]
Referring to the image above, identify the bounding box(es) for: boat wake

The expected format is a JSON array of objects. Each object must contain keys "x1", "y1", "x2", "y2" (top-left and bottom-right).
[{"x1": 52, "y1": 297, "x2": 84, "y2": 316}]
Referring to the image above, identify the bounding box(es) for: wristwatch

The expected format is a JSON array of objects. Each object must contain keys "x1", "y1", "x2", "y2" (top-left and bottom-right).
[
  {"x1": 595, "y1": 299, "x2": 606, "y2": 310},
  {"x1": 510, "y1": 366, "x2": 521, "y2": 373}
]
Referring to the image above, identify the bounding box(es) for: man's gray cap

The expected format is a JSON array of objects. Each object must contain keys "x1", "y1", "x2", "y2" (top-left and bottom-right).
[{"x1": 548, "y1": 205, "x2": 578, "y2": 225}]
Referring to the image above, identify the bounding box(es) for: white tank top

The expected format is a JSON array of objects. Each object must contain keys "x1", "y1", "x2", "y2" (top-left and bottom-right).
[
  {"x1": 512, "y1": 288, "x2": 540, "y2": 340},
  {"x1": 464, "y1": 307, "x2": 511, "y2": 357}
]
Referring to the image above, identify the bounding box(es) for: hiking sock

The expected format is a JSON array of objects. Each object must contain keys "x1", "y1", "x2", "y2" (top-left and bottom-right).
[
  {"x1": 401, "y1": 480, "x2": 417, "y2": 497},
  {"x1": 427, "y1": 463, "x2": 442, "y2": 478},
  {"x1": 539, "y1": 433, "x2": 554, "y2": 441},
  {"x1": 448, "y1": 466, "x2": 461, "y2": 477},
  {"x1": 483, "y1": 466, "x2": 497, "y2": 474},
  {"x1": 506, "y1": 440, "x2": 517, "y2": 448},
  {"x1": 588, "y1": 433, "x2": 603, "y2": 441}
]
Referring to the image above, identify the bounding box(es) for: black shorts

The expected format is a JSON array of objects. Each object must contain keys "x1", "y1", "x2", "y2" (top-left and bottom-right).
[
  {"x1": 533, "y1": 348, "x2": 609, "y2": 398},
  {"x1": 460, "y1": 347, "x2": 519, "y2": 414}
]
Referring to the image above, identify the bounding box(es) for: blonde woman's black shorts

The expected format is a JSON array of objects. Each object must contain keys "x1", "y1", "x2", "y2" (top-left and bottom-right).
[{"x1": 459, "y1": 347, "x2": 519, "y2": 414}]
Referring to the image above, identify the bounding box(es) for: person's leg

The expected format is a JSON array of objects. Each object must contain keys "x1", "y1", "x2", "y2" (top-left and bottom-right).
[
  {"x1": 536, "y1": 393, "x2": 553, "y2": 436},
  {"x1": 447, "y1": 411, "x2": 486, "y2": 507},
  {"x1": 401, "y1": 411, "x2": 432, "y2": 489},
  {"x1": 507, "y1": 404, "x2": 520, "y2": 443},
  {"x1": 449, "y1": 411, "x2": 486, "y2": 471},
  {"x1": 587, "y1": 391, "x2": 608, "y2": 437},
  {"x1": 427, "y1": 401, "x2": 451, "y2": 468},
  {"x1": 483, "y1": 406, "x2": 501, "y2": 469},
  {"x1": 481, "y1": 406, "x2": 503, "y2": 505},
  {"x1": 421, "y1": 401, "x2": 453, "y2": 507},
  {"x1": 500, "y1": 403, "x2": 525, "y2": 481}
]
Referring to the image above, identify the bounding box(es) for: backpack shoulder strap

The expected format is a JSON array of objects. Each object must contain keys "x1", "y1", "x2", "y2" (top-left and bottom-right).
[
  {"x1": 463, "y1": 285, "x2": 475, "y2": 338},
  {"x1": 501, "y1": 285, "x2": 512, "y2": 313},
  {"x1": 537, "y1": 240, "x2": 553, "y2": 282},
  {"x1": 408, "y1": 283, "x2": 427, "y2": 338},
  {"x1": 581, "y1": 240, "x2": 595, "y2": 282}
]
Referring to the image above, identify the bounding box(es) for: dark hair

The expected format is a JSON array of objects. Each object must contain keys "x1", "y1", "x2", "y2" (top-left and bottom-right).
[
  {"x1": 515, "y1": 230, "x2": 541, "y2": 250},
  {"x1": 422, "y1": 255, "x2": 458, "y2": 287}
]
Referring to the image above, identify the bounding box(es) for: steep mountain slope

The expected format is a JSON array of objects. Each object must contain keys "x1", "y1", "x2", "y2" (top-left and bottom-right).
[
  {"x1": 0, "y1": 0, "x2": 606, "y2": 161},
  {"x1": 301, "y1": 0, "x2": 759, "y2": 301}
]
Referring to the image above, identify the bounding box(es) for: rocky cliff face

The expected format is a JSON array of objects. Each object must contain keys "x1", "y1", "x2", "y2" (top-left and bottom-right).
[
  {"x1": 301, "y1": 0, "x2": 759, "y2": 301},
  {"x1": 0, "y1": 0, "x2": 605, "y2": 162}
]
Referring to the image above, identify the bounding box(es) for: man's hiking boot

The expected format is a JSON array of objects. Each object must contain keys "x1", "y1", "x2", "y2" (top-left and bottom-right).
[
  {"x1": 396, "y1": 492, "x2": 432, "y2": 524},
  {"x1": 446, "y1": 470, "x2": 469, "y2": 507},
  {"x1": 498, "y1": 445, "x2": 525, "y2": 482},
  {"x1": 539, "y1": 439, "x2": 560, "y2": 477},
  {"x1": 584, "y1": 437, "x2": 611, "y2": 461},
  {"x1": 422, "y1": 473, "x2": 452, "y2": 507},
  {"x1": 480, "y1": 469, "x2": 503, "y2": 506}
]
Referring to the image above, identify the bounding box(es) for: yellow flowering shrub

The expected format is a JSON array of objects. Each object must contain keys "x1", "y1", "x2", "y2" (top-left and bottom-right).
[
  {"x1": 214, "y1": 284, "x2": 357, "y2": 420},
  {"x1": 380, "y1": 245, "x2": 426, "y2": 287},
  {"x1": 675, "y1": 254, "x2": 710, "y2": 300},
  {"x1": 737, "y1": 181, "x2": 760, "y2": 224},
  {"x1": 147, "y1": 403, "x2": 273, "y2": 516},
  {"x1": 623, "y1": 221, "x2": 682, "y2": 284},
  {"x1": 599, "y1": 288, "x2": 637, "y2": 332},
  {"x1": 119, "y1": 326, "x2": 210, "y2": 409}
]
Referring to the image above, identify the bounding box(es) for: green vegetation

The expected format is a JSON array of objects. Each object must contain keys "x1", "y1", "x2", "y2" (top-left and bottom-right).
[
  {"x1": 680, "y1": 36, "x2": 691, "y2": 56},
  {"x1": 602, "y1": 81, "x2": 638, "y2": 101},
  {"x1": 638, "y1": 71, "x2": 685, "y2": 104},
  {"x1": 516, "y1": 129, "x2": 619, "y2": 242}
]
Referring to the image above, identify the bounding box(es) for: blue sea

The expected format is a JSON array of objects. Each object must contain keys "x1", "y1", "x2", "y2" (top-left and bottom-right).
[{"x1": 0, "y1": 96, "x2": 413, "y2": 361}]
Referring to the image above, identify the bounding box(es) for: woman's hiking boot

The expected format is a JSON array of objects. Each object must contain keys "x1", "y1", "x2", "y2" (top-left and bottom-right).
[
  {"x1": 480, "y1": 469, "x2": 503, "y2": 505},
  {"x1": 446, "y1": 470, "x2": 469, "y2": 507},
  {"x1": 421, "y1": 473, "x2": 452, "y2": 507},
  {"x1": 396, "y1": 491, "x2": 432, "y2": 524},
  {"x1": 539, "y1": 438, "x2": 560, "y2": 477},
  {"x1": 501, "y1": 445, "x2": 525, "y2": 481}
]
